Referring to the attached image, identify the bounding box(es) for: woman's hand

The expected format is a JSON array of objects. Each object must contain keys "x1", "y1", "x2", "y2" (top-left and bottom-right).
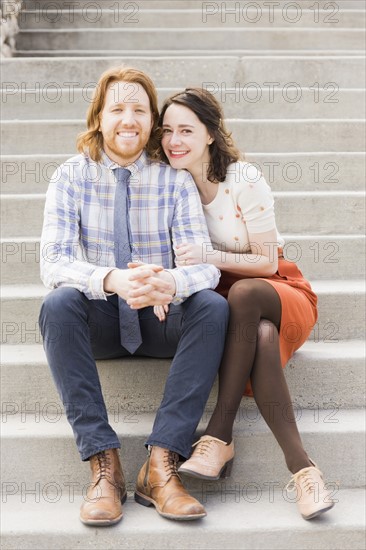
[
  {"x1": 154, "y1": 304, "x2": 170, "y2": 322},
  {"x1": 175, "y1": 243, "x2": 206, "y2": 267}
]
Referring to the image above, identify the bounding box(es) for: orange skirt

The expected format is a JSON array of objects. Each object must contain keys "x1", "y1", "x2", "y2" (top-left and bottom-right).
[{"x1": 215, "y1": 257, "x2": 318, "y2": 397}]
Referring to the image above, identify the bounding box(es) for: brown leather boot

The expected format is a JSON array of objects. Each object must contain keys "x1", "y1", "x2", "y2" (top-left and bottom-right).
[
  {"x1": 134, "y1": 446, "x2": 207, "y2": 520},
  {"x1": 80, "y1": 448, "x2": 127, "y2": 526}
]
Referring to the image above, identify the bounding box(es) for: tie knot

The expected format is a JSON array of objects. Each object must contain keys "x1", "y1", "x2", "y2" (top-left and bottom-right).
[{"x1": 114, "y1": 167, "x2": 131, "y2": 183}]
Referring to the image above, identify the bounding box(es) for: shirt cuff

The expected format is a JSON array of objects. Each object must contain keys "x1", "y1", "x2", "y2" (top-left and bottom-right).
[
  {"x1": 165, "y1": 268, "x2": 190, "y2": 305},
  {"x1": 88, "y1": 267, "x2": 117, "y2": 300}
]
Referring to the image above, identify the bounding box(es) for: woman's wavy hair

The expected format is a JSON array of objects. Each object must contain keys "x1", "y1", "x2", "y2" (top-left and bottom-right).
[
  {"x1": 77, "y1": 66, "x2": 160, "y2": 162},
  {"x1": 157, "y1": 87, "x2": 243, "y2": 182}
]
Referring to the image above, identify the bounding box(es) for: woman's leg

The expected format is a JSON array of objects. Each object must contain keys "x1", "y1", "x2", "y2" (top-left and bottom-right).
[
  {"x1": 250, "y1": 321, "x2": 312, "y2": 474},
  {"x1": 205, "y1": 279, "x2": 281, "y2": 442},
  {"x1": 205, "y1": 278, "x2": 311, "y2": 473}
]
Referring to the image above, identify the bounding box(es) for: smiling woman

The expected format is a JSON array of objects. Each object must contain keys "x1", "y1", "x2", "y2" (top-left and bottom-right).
[{"x1": 156, "y1": 87, "x2": 334, "y2": 522}]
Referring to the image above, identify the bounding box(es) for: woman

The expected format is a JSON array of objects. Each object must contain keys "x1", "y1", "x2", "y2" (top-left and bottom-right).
[{"x1": 154, "y1": 88, "x2": 335, "y2": 520}]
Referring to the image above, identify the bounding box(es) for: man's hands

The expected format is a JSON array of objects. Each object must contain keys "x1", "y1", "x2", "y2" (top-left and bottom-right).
[{"x1": 104, "y1": 262, "x2": 176, "y2": 309}]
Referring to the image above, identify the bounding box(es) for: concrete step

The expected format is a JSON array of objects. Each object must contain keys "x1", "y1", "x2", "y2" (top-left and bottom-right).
[
  {"x1": 16, "y1": 48, "x2": 366, "y2": 57},
  {"x1": 18, "y1": 8, "x2": 366, "y2": 29},
  {"x1": 2, "y1": 56, "x2": 365, "y2": 88},
  {"x1": 1, "y1": 281, "x2": 365, "y2": 344},
  {"x1": 1, "y1": 340, "x2": 365, "y2": 412},
  {"x1": 1, "y1": 189, "x2": 364, "y2": 238},
  {"x1": 21, "y1": 0, "x2": 366, "y2": 10},
  {"x1": 2, "y1": 489, "x2": 365, "y2": 550},
  {"x1": 1, "y1": 409, "x2": 365, "y2": 491},
  {"x1": 2, "y1": 119, "x2": 365, "y2": 155},
  {"x1": 16, "y1": 28, "x2": 366, "y2": 53},
  {"x1": 2, "y1": 152, "x2": 364, "y2": 194},
  {"x1": 2, "y1": 234, "x2": 364, "y2": 285},
  {"x1": 2, "y1": 87, "x2": 365, "y2": 121}
]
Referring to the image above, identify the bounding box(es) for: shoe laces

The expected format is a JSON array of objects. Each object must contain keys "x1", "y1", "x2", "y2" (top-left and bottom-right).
[
  {"x1": 163, "y1": 450, "x2": 180, "y2": 477},
  {"x1": 286, "y1": 466, "x2": 323, "y2": 495},
  {"x1": 94, "y1": 450, "x2": 112, "y2": 484},
  {"x1": 192, "y1": 436, "x2": 226, "y2": 457}
]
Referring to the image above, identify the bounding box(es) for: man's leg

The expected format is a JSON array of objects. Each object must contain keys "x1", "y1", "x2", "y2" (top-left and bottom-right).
[
  {"x1": 141, "y1": 290, "x2": 229, "y2": 457},
  {"x1": 39, "y1": 287, "x2": 128, "y2": 525},
  {"x1": 134, "y1": 289, "x2": 229, "y2": 520},
  {"x1": 39, "y1": 287, "x2": 127, "y2": 460}
]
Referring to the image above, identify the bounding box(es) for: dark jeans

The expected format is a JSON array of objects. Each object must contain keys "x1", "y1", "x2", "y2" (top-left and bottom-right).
[{"x1": 39, "y1": 287, "x2": 229, "y2": 460}]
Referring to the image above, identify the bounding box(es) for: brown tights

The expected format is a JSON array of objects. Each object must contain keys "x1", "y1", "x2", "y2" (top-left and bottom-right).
[{"x1": 205, "y1": 279, "x2": 312, "y2": 474}]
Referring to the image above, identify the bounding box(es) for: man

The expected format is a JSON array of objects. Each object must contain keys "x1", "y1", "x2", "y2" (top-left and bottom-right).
[{"x1": 39, "y1": 66, "x2": 229, "y2": 525}]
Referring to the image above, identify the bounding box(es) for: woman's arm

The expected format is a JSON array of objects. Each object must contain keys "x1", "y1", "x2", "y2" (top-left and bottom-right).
[{"x1": 175, "y1": 227, "x2": 279, "y2": 277}]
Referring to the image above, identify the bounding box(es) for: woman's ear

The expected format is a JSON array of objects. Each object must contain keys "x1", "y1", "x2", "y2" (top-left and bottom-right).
[{"x1": 208, "y1": 136, "x2": 214, "y2": 145}]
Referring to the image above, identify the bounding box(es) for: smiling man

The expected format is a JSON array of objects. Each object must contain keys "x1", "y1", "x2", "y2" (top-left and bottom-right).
[{"x1": 39, "y1": 67, "x2": 229, "y2": 525}]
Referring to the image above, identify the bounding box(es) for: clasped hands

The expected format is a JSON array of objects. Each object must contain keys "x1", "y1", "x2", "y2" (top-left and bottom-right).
[
  {"x1": 104, "y1": 243, "x2": 204, "y2": 318},
  {"x1": 104, "y1": 262, "x2": 176, "y2": 310}
]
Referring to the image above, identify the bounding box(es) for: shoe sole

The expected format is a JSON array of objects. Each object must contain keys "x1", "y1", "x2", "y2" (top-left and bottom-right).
[
  {"x1": 179, "y1": 457, "x2": 234, "y2": 481},
  {"x1": 79, "y1": 491, "x2": 127, "y2": 526},
  {"x1": 134, "y1": 491, "x2": 206, "y2": 521},
  {"x1": 301, "y1": 501, "x2": 335, "y2": 520}
]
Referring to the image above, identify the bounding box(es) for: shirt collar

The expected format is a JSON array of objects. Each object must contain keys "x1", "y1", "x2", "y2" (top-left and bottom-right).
[{"x1": 101, "y1": 150, "x2": 150, "y2": 176}]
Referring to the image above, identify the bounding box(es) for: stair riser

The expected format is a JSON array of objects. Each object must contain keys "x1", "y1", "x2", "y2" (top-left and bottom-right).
[
  {"x1": 1, "y1": 350, "x2": 365, "y2": 411},
  {"x1": 2, "y1": 153, "x2": 364, "y2": 194},
  {"x1": 1, "y1": 236, "x2": 365, "y2": 284},
  {"x1": 2, "y1": 88, "x2": 365, "y2": 121},
  {"x1": 1, "y1": 425, "x2": 364, "y2": 490},
  {"x1": 1, "y1": 290, "x2": 364, "y2": 345},
  {"x1": 20, "y1": 0, "x2": 366, "y2": 9},
  {"x1": 18, "y1": 8, "x2": 366, "y2": 29},
  {"x1": 16, "y1": 29, "x2": 366, "y2": 52},
  {"x1": 2, "y1": 120, "x2": 365, "y2": 155},
  {"x1": 2, "y1": 57, "x2": 365, "y2": 89},
  {"x1": 2, "y1": 192, "x2": 364, "y2": 238}
]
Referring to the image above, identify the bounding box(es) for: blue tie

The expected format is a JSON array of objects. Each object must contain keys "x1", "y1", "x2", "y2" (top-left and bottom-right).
[{"x1": 113, "y1": 167, "x2": 142, "y2": 353}]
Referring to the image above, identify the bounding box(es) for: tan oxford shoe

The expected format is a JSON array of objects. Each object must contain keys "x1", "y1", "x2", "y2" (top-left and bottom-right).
[
  {"x1": 134, "y1": 446, "x2": 207, "y2": 520},
  {"x1": 286, "y1": 460, "x2": 335, "y2": 520},
  {"x1": 80, "y1": 448, "x2": 127, "y2": 526},
  {"x1": 178, "y1": 435, "x2": 234, "y2": 481}
]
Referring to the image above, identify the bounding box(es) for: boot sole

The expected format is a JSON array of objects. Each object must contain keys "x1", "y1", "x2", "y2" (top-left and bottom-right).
[
  {"x1": 134, "y1": 491, "x2": 206, "y2": 521},
  {"x1": 79, "y1": 491, "x2": 127, "y2": 526},
  {"x1": 80, "y1": 514, "x2": 123, "y2": 526}
]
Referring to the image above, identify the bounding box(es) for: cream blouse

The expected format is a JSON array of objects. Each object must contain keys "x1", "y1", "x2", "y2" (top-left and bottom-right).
[{"x1": 202, "y1": 162, "x2": 285, "y2": 253}]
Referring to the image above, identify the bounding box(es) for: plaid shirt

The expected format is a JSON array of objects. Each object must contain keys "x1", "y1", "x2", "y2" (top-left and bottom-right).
[{"x1": 40, "y1": 150, "x2": 220, "y2": 303}]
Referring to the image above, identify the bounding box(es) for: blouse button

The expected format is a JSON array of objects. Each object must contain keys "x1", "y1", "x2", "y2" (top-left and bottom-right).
[
  {"x1": 235, "y1": 213, "x2": 240, "y2": 218},
  {"x1": 225, "y1": 189, "x2": 230, "y2": 194},
  {"x1": 219, "y1": 215, "x2": 224, "y2": 220}
]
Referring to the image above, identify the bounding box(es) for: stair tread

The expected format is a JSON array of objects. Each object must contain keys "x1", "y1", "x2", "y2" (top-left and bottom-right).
[
  {"x1": 2, "y1": 340, "x2": 365, "y2": 365},
  {"x1": 1, "y1": 280, "x2": 365, "y2": 299},
  {"x1": 2, "y1": 408, "x2": 365, "y2": 438},
  {"x1": 1, "y1": 489, "x2": 364, "y2": 545}
]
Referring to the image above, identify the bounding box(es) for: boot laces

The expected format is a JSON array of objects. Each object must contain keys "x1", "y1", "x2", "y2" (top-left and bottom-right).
[
  {"x1": 163, "y1": 450, "x2": 180, "y2": 477},
  {"x1": 94, "y1": 450, "x2": 112, "y2": 485}
]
